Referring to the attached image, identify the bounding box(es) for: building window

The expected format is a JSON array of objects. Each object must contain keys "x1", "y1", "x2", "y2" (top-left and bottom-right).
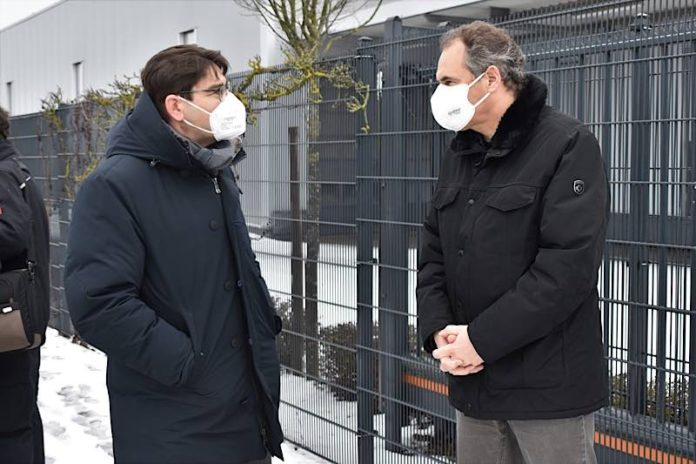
[
  {"x1": 179, "y1": 28, "x2": 197, "y2": 45},
  {"x1": 5, "y1": 82, "x2": 12, "y2": 114},
  {"x1": 73, "y1": 61, "x2": 84, "y2": 99}
]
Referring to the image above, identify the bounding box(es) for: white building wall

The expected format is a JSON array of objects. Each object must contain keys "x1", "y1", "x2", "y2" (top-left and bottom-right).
[{"x1": 0, "y1": 0, "x2": 274, "y2": 115}]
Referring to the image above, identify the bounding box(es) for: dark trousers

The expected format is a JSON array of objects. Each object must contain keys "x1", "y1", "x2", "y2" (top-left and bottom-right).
[{"x1": 0, "y1": 348, "x2": 44, "y2": 464}]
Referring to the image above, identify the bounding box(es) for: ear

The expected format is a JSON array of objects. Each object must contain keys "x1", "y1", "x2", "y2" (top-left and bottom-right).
[
  {"x1": 164, "y1": 94, "x2": 185, "y2": 122},
  {"x1": 484, "y1": 65, "x2": 504, "y2": 93}
]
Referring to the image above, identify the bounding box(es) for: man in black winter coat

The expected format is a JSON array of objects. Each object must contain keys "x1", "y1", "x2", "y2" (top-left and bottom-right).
[
  {"x1": 0, "y1": 106, "x2": 50, "y2": 464},
  {"x1": 418, "y1": 22, "x2": 609, "y2": 464},
  {"x1": 64, "y1": 46, "x2": 283, "y2": 463}
]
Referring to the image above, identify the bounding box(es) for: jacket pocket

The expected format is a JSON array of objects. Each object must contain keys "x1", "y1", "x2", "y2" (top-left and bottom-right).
[
  {"x1": 485, "y1": 185, "x2": 536, "y2": 212},
  {"x1": 483, "y1": 330, "x2": 566, "y2": 391},
  {"x1": 432, "y1": 187, "x2": 460, "y2": 211},
  {"x1": 431, "y1": 187, "x2": 462, "y2": 249},
  {"x1": 484, "y1": 351, "x2": 524, "y2": 390},
  {"x1": 474, "y1": 185, "x2": 538, "y2": 256},
  {"x1": 248, "y1": 262, "x2": 281, "y2": 337},
  {"x1": 522, "y1": 329, "x2": 566, "y2": 389}
]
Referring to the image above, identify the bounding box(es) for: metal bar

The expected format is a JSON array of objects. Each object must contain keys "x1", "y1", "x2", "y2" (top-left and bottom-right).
[
  {"x1": 379, "y1": 16, "x2": 409, "y2": 454},
  {"x1": 355, "y1": 36, "x2": 376, "y2": 464},
  {"x1": 627, "y1": 33, "x2": 650, "y2": 419},
  {"x1": 655, "y1": 43, "x2": 670, "y2": 424}
]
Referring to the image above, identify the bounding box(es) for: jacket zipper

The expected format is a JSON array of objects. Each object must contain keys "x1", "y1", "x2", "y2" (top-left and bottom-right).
[{"x1": 211, "y1": 176, "x2": 221, "y2": 194}]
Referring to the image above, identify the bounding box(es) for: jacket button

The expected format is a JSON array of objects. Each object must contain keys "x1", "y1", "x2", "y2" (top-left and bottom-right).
[
  {"x1": 231, "y1": 337, "x2": 241, "y2": 349},
  {"x1": 466, "y1": 402, "x2": 472, "y2": 411},
  {"x1": 457, "y1": 300, "x2": 463, "y2": 309},
  {"x1": 248, "y1": 338, "x2": 254, "y2": 346},
  {"x1": 237, "y1": 279, "x2": 244, "y2": 288},
  {"x1": 458, "y1": 249, "x2": 464, "y2": 257},
  {"x1": 224, "y1": 280, "x2": 233, "y2": 291},
  {"x1": 209, "y1": 220, "x2": 219, "y2": 231},
  {"x1": 467, "y1": 198, "x2": 475, "y2": 205}
]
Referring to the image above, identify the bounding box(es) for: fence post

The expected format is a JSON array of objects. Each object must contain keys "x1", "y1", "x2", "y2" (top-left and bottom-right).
[
  {"x1": 655, "y1": 44, "x2": 670, "y2": 424},
  {"x1": 356, "y1": 36, "x2": 377, "y2": 464},
  {"x1": 380, "y1": 16, "x2": 409, "y2": 453},
  {"x1": 628, "y1": 42, "x2": 650, "y2": 417},
  {"x1": 688, "y1": 39, "x2": 696, "y2": 436}
]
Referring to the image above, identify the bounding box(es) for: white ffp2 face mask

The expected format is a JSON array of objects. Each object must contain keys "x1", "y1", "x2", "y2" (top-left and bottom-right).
[
  {"x1": 179, "y1": 92, "x2": 247, "y2": 141},
  {"x1": 430, "y1": 73, "x2": 490, "y2": 132}
]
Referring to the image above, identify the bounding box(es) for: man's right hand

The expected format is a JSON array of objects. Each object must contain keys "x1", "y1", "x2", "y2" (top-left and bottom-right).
[{"x1": 434, "y1": 329, "x2": 455, "y2": 349}]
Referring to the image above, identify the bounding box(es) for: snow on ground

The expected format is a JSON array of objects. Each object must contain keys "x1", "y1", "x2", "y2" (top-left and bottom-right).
[
  {"x1": 279, "y1": 374, "x2": 450, "y2": 464},
  {"x1": 38, "y1": 328, "x2": 328, "y2": 464}
]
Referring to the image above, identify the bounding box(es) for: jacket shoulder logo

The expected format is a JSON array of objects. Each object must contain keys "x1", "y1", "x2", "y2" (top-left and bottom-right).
[{"x1": 573, "y1": 180, "x2": 585, "y2": 195}]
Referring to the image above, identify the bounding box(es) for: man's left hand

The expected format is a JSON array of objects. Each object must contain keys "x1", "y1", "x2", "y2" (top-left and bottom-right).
[{"x1": 432, "y1": 325, "x2": 484, "y2": 376}]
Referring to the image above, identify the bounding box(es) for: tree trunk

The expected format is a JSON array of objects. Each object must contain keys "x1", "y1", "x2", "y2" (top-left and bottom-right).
[
  {"x1": 289, "y1": 127, "x2": 305, "y2": 373},
  {"x1": 305, "y1": 91, "x2": 321, "y2": 378}
]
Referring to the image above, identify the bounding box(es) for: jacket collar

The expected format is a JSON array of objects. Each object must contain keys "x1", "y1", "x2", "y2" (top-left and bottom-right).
[
  {"x1": 451, "y1": 73, "x2": 548, "y2": 159},
  {"x1": 167, "y1": 126, "x2": 247, "y2": 177}
]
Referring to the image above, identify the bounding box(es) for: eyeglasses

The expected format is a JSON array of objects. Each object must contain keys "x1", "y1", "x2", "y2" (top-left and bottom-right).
[{"x1": 179, "y1": 82, "x2": 229, "y2": 101}]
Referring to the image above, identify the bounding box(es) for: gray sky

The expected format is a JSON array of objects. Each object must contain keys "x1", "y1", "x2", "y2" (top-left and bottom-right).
[{"x1": 0, "y1": 0, "x2": 61, "y2": 30}]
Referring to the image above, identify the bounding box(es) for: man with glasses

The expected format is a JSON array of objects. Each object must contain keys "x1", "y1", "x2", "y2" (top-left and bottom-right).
[{"x1": 64, "y1": 45, "x2": 284, "y2": 464}]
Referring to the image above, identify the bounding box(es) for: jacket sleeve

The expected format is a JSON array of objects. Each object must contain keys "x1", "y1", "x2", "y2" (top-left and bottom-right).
[
  {"x1": 468, "y1": 128, "x2": 608, "y2": 364},
  {"x1": 64, "y1": 173, "x2": 196, "y2": 387},
  {"x1": 0, "y1": 171, "x2": 30, "y2": 263},
  {"x1": 417, "y1": 189, "x2": 456, "y2": 354}
]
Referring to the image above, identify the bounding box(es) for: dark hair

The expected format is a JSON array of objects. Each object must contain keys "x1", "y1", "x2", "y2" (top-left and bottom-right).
[
  {"x1": 0, "y1": 106, "x2": 9, "y2": 140},
  {"x1": 440, "y1": 21, "x2": 526, "y2": 94},
  {"x1": 141, "y1": 45, "x2": 230, "y2": 120}
]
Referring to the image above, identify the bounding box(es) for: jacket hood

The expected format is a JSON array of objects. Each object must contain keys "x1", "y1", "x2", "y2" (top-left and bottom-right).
[
  {"x1": 106, "y1": 91, "x2": 247, "y2": 175},
  {"x1": 0, "y1": 138, "x2": 17, "y2": 162},
  {"x1": 106, "y1": 91, "x2": 192, "y2": 169}
]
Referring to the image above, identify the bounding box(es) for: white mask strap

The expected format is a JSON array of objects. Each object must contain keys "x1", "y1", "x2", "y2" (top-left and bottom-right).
[
  {"x1": 470, "y1": 72, "x2": 491, "y2": 108},
  {"x1": 470, "y1": 72, "x2": 486, "y2": 87},
  {"x1": 473, "y1": 92, "x2": 491, "y2": 108},
  {"x1": 178, "y1": 96, "x2": 212, "y2": 116},
  {"x1": 182, "y1": 119, "x2": 214, "y2": 135},
  {"x1": 178, "y1": 96, "x2": 215, "y2": 134}
]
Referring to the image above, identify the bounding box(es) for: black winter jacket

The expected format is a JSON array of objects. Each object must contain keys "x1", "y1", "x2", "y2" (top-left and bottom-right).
[
  {"x1": 417, "y1": 75, "x2": 609, "y2": 420},
  {"x1": 0, "y1": 139, "x2": 50, "y2": 345},
  {"x1": 64, "y1": 92, "x2": 284, "y2": 463}
]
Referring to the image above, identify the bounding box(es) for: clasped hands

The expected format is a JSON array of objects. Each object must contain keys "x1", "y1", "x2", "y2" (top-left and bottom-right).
[{"x1": 432, "y1": 325, "x2": 485, "y2": 376}]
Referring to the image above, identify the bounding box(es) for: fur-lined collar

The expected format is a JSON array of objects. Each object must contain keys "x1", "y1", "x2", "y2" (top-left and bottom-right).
[{"x1": 450, "y1": 73, "x2": 548, "y2": 159}]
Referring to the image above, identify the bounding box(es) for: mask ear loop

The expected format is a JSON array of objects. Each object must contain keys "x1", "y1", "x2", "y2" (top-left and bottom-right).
[
  {"x1": 182, "y1": 119, "x2": 214, "y2": 135},
  {"x1": 178, "y1": 96, "x2": 215, "y2": 135},
  {"x1": 473, "y1": 92, "x2": 491, "y2": 108},
  {"x1": 178, "y1": 96, "x2": 213, "y2": 115},
  {"x1": 470, "y1": 72, "x2": 492, "y2": 108},
  {"x1": 469, "y1": 72, "x2": 487, "y2": 87}
]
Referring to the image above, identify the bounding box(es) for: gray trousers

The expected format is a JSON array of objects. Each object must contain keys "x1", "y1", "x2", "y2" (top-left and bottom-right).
[{"x1": 457, "y1": 411, "x2": 597, "y2": 464}]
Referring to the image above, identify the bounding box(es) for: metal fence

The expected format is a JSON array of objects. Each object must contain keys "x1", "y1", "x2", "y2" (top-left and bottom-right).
[{"x1": 7, "y1": 0, "x2": 696, "y2": 462}]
